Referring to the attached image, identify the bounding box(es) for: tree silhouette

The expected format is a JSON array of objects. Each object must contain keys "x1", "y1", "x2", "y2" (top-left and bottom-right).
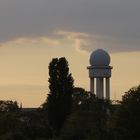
[
  {"x1": 0, "y1": 100, "x2": 19, "y2": 112},
  {"x1": 110, "y1": 85, "x2": 140, "y2": 140},
  {"x1": 45, "y1": 57, "x2": 74, "y2": 136},
  {"x1": 59, "y1": 96, "x2": 112, "y2": 140}
]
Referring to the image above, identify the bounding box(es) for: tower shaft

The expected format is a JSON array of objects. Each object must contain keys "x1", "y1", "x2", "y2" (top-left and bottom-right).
[{"x1": 96, "y1": 78, "x2": 104, "y2": 98}]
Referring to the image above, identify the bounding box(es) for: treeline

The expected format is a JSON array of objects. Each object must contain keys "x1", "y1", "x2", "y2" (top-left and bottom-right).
[{"x1": 0, "y1": 57, "x2": 140, "y2": 140}]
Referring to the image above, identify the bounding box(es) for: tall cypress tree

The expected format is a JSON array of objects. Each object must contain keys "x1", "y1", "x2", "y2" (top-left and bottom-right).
[{"x1": 46, "y1": 57, "x2": 74, "y2": 136}]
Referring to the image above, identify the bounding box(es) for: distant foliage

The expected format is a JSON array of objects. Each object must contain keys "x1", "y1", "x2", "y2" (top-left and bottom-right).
[
  {"x1": 0, "y1": 100, "x2": 19, "y2": 112},
  {"x1": 109, "y1": 85, "x2": 140, "y2": 140},
  {"x1": 1, "y1": 132, "x2": 29, "y2": 140},
  {"x1": 59, "y1": 96, "x2": 112, "y2": 140},
  {"x1": 72, "y1": 87, "x2": 90, "y2": 107}
]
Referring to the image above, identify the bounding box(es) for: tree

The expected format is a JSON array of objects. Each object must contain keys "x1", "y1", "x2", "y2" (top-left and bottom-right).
[
  {"x1": 72, "y1": 87, "x2": 89, "y2": 107},
  {"x1": 109, "y1": 85, "x2": 140, "y2": 140},
  {"x1": 44, "y1": 57, "x2": 74, "y2": 136},
  {"x1": 22, "y1": 110, "x2": 52, "y2": 140},
  {"x1": 0, "y1": 111, "x2": 23, "y2": 137},
  {"x1": 0, "y1": 100, "x2": 19, "y2": 112},
  {"x1": 1, "y1": 132, "x2": 30, "y2": 140},
  {"x1": 59, "y1": 96, "x2": 112, "y2": 140}
]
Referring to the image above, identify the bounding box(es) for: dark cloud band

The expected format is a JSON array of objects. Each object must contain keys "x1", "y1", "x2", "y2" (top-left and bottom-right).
[{"x1": 0, "y1": 0, "x2": 140, "y2": 53}]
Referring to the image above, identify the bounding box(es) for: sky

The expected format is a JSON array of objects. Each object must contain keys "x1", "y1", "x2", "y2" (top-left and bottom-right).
[{"x1": 0, "y1": 0, "x2": 140, "y2": 107}]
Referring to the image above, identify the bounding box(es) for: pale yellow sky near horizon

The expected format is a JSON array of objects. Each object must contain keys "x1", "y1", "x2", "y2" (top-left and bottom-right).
[{"x1": 0, "y1": 38, "x2": 140, "y2": 107}]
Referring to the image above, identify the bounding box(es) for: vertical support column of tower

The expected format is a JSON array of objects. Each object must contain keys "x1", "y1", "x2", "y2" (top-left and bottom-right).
[
  {"x1": 87, "y1": 49, "x2": 113, "y2": 100},
  {"x1": 90, "y1": 78, "x2": 94, "y2": 95},
  {"x1": 96, "y1": 78, "x2": 104, "y2": 98},
  {"x1": 106, "y1": 78, "x2": 110, "y2": 99}
]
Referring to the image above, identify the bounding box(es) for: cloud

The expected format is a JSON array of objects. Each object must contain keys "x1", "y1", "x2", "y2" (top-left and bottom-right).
[
  {"x1": 0, "y1": 0, "x2": 140, "y2": 53},
  {"x1": 55, "y1": 31, "x2": 140, "y2": 53},
  {"x1": 55, "y1": 31, "x2": 94, "y2": 53},
  {"x1": 0, "y1": 37, "x2": 61, "y2": 48}
]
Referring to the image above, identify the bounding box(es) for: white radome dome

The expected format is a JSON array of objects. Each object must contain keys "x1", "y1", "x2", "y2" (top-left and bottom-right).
[{"x1": 90, "y1": 49, "x2": 110, "y2": 66}]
